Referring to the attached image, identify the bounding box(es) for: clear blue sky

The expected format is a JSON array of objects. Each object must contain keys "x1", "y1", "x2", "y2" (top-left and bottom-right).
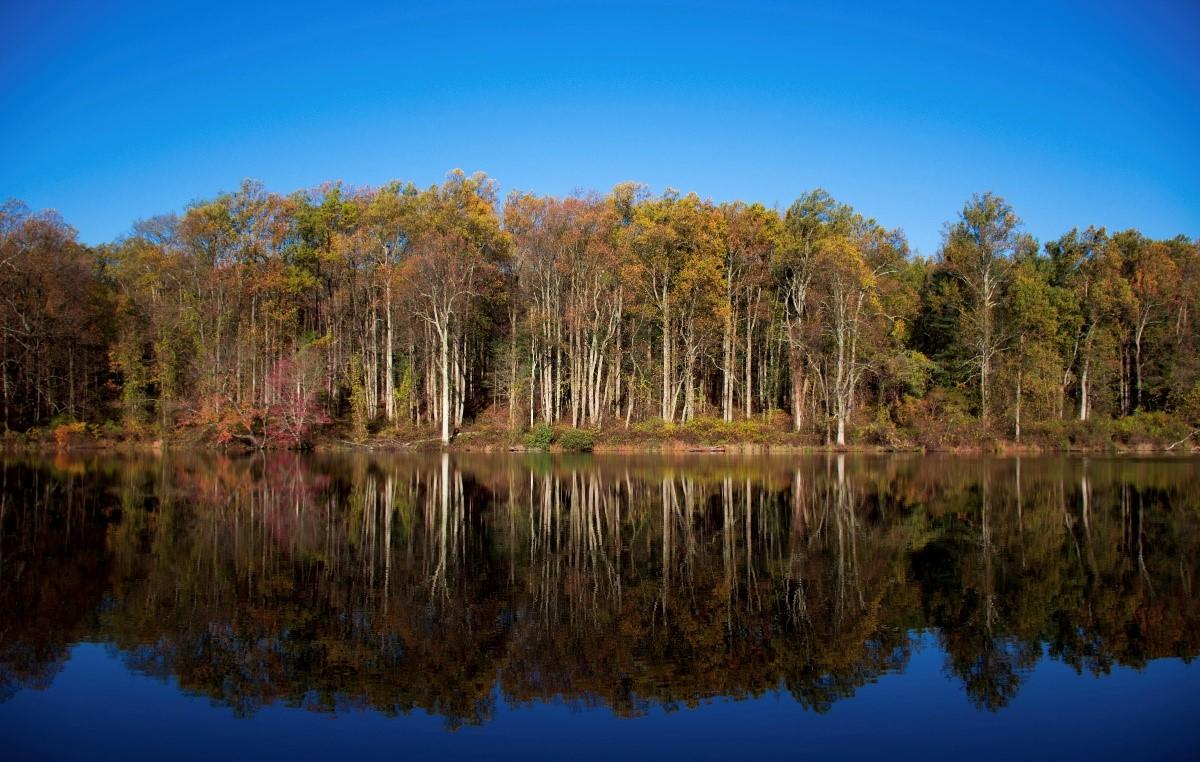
[{"x1": 2, "y1": 0, "x2": 1198, "y2": 255}]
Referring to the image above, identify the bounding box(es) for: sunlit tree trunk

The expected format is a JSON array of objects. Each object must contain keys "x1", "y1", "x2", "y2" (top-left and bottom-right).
[
  {"x1": 1014, "y1": 357, "x2": 1022, "y2": 443},
  {"x1": 385, "y1": 282, "x2": 395, "y2": 422},
  {"x1": 661, "y1": 285, "x2": 673, "y2": 422}
]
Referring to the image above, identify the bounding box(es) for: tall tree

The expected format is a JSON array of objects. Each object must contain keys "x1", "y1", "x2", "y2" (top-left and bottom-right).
[
  {"x1": 777, "y1": 191, "x2": 854, "y2": 432},
  {"x1": 625, "y1": 191, "x2": 722, "y2": 422},
  {"x1": 815, "y1": 234, "x2": 878, "y2": 445},
  {"x1": 402, "y1": 171, "x2": 508, "y2": 444},
  {"x1": 1000, "y1": 251, "x2": 1061, "y2": 441},
  {"x1": 938, "y1": 193, "x2": 1029, "y2": 423},
  {"x1": 719, "y1": 202, "x2": 778, "y2": 422}
]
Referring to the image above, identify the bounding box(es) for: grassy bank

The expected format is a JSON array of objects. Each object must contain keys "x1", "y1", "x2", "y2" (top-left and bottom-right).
[
  {"x1": 448, "y1": 412, "x2": 1200, "y2": 454},
  {"x1": 8, "y1": 410, "x2": 1197, "y2": 455}
]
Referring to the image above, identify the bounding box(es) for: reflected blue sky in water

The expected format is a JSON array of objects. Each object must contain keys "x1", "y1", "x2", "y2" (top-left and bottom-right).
[{"x1": 4, "y1": 638, "x2": 1195, "y2": 761}]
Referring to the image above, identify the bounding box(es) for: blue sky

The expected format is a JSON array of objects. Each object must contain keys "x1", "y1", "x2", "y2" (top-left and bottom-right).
[{"x1": 2, "y1": 0, "x2": 1197, "y2": 255}]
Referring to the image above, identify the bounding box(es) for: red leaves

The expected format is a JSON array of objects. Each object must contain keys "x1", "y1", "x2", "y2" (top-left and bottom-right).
[{"x1": 263, "y1": 356, "x2": 330, "y2": 449}]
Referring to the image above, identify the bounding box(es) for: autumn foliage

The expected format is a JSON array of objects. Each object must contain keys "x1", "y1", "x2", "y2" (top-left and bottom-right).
[{"x1": 2, "y1": 176, "x2": 1198, "y2": 449}]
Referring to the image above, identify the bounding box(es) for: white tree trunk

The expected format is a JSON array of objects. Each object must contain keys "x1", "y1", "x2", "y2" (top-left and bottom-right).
[
  {"x1": 440, "y1": 326, "x2": 451, "y2": 445},
  {"x1": 661, "y1": 291, "x2": 673, "y2": 421},
  {"x1": 385, "y1": 287, "x2": 395, "y2": 422},
  {"x1": 1079, "y1": 355, "x2": 1090, "y2": 422}
]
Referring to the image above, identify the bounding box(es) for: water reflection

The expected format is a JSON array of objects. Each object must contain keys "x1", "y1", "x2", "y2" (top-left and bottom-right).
[{"x1": 1, "y1": 453, "x2": 1197, "y2": 724}]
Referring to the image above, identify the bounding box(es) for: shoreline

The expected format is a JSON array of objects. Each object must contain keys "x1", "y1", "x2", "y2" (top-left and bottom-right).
[{"x1": 6, "y1": 436, "x2": 1197, "y2": 457}]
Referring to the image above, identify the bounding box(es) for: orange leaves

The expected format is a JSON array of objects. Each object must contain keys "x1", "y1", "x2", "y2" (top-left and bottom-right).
[
  {"x1": 1130, "y1": 240, "x2": 1179, "y2": 308},
  {"x1": 53, "y1": 421, "x2": 88, "y2": 449}
]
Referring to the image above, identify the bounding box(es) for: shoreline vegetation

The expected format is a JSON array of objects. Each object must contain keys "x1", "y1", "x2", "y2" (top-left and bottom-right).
[
  {"x1": 2, "y1": 173, "x2": 1199, "y2": 455},
  {"x1": 9, "y1": 412, "x2": 1199, "y2": 455}
]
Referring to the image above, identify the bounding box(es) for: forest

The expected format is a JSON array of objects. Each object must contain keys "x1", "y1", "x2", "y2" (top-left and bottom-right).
[{"x1": 2, "y1": 170, "x2": 1198, "y2": 449}]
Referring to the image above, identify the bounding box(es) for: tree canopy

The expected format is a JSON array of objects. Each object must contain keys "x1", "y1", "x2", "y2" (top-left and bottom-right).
[{"x1": 2, "y1": 174, "x2": 1198, "y2": 448}]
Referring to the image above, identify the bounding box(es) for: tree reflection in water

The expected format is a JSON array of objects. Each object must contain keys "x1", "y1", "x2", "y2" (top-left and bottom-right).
[{"x1": 1, "y1": 453, "x2": 1197, "y2": 724}]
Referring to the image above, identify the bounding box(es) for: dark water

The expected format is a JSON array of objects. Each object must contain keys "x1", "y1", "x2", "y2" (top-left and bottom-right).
[{"x1": 1, "y1": 452, "x2": 1197, "y2": 760}]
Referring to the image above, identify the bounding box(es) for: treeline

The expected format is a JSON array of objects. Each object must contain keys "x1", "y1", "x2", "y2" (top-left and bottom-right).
[{"x1": 2, "y1": 173, "x2": 1198, "y2": 446}]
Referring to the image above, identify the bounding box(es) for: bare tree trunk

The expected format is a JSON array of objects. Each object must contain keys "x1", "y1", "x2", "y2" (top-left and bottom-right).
[
  {"x1": 2, "y1": 349, "x2": 8, "y2": 433},
  {"x1": 532, "y1": 330, "x2": 540, "y2": 424},
  {"x1": 1015, "y1": 364, "x2": 1022, "y2": 443},
  {"x1": 744, "y1": 319, "x2": 753, "y2": 419},
  {"x1": 722, "y1": 307, "x2": 734, "y2": 422},
  {"x1": 683, "y1": 342, "x2": 696, "y2": 421},
  {"x1": 1134, "y1": 320, "x2": 1145, "y2": 412},
  {"x1": 440, "y1": 326, "x2": 451, "y2": 445},
  {"x1": 509, "y1": 307, "x2": 518, "y2": 429},
  {"x1": 385, "y1": 285, "x2": 395, "y2": 422},
  {"x1": 980, "y1": 345, "x2": 989, "y2": 423},
  {"x1": 661, "y1": 290, "x2": 673, "y2": 422},
  {"x1": 455, "y1": 337, "x2": 465, "y2": 428},
  {"x1": 835, "y1": 316, "x2": 847, "y2": 447},
  {"x1": 1079, "y1": 354, "x2": 1090, "y2": 422},
  {"x1": 789, "y1": 349, "x2": 804, "y2": 432},
  {"x1": 1077, "y1": 323, "x2": 1094, "y2": 422}
]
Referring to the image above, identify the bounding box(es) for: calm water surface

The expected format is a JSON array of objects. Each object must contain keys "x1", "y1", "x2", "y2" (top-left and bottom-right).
[{"x1": 1, "y1": 453, "x2": 1197, "y2": 760}]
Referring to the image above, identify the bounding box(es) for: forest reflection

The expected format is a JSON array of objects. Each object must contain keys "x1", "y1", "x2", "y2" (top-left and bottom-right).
[{"x1": 1, "y1": 453, "x2": 1197, "y2": 725}]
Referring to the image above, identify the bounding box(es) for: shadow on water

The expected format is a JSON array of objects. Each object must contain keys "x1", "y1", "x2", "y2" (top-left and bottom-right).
[{"x1": 1, "y1": 452, "x2": 1197, "y2": 726}]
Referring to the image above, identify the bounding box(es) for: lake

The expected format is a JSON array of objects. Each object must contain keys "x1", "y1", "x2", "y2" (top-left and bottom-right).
[{"x1": 1, "y1": 452, "x2": 1197, "y2": 760}]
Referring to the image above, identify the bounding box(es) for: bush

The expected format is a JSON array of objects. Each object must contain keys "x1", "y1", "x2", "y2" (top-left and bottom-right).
[
  {"x1": 98, "y1": 420, "x2": 125, "y2": 440},
  {"x1": 623, "y1": 415, "x2": 786, "y2": 445},
  {"x1": 557, "y1": 428, "x2": 595, "y2": 452},
  {"x1": 1014, "y1": 411, "x2": 1200, "y2": 451},
  {"x1": 1111, "y1": 412, "x2": 1189, "y2": 448},
  {"x1": 861, "y1": 406, "x2": 901, "y2": 447},
  {"x1": 1181, "y1": 382, "x2": 1200, "y2": 429},
  {"x1": 523, "y1": 423, "x2": 554, "y2": 449},
  {"x1": 898, "y1": 388, "x2": 981, "y2": 449},
  {"x1": 54, "y1": 421, "x2": 89, "y2": 449},
  {"x1": 710, "y1": 417, "x2": 774, "y2": 444},
  {"x1": 1023, "y1": 417, "x2": 1113, "y2": 450},
  {"x1": 631, "y1": 418, "x2": 671, "y2": 439},
  {"x1": 1065, "y1": 418, "x2": 1112, "y2": 449}
]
